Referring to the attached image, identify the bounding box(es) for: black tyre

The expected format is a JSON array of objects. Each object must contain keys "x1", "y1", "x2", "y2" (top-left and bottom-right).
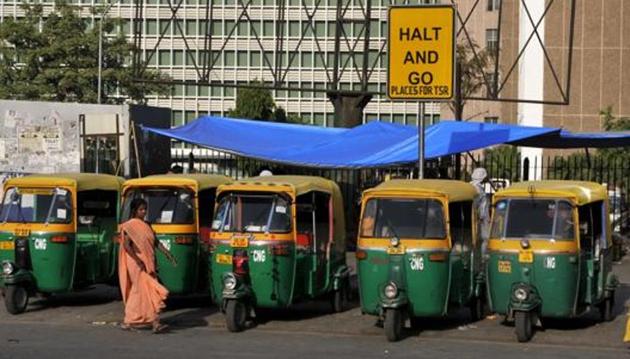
[
  {"x1": 514, "y1": 311, "x2": 533, "y2": 343},
  {"x1": 225, "y1": 300, "x2": 247, "y2": 332},
  {"x1": 469, "y1": 295, "x2": 485, "y2": 322},
  {"x1": 4, "y1": 285, "x2": 28, "y2": 315},
  {"x1": 332, "y1": 279, "x2": 349, "y2": 313},
  {"x1": 600, "y1": 296, "x2": 614, "y2": 322},
  {"x1": 384, "y1": 309, "x2": 403, "y2": 342}
]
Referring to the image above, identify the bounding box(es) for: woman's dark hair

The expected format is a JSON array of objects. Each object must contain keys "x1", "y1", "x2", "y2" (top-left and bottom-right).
[{"x1": 130, "y1": 198, "x2": 148, "y2": 217}]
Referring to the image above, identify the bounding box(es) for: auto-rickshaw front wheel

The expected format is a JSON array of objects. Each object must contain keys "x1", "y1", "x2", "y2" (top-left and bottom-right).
[
  {"x1": 4, "y1": 284, "x2": 28, "y2": 315},
  {"x1": 225, "y1": 300, "x2": 247, "y2": 332},
  {"x1": 599, "y1": 296, "x2": 614, "y2": 322},
  {"x1": 384, "y1": 309, "x2": 403, "y2": 342},
  {"x1": 514, "y1": 311, "x2": 533, "y2": 342}
]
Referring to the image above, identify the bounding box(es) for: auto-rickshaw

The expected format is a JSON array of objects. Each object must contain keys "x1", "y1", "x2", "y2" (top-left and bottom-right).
[
  {"x1": 0, "y1": 173, "x2": 124, "y2": 314},
  {"x1": 121, "y1": 174, "x2": 231, "y2": 295},
  {"x1": 356, "y1": 179, "x2": 486, "y2": 342},
  {"x1": 209, "y1": 175, "x2": 350, "y2": 332},
  {"x1": 486, "y1": 181, "x2": 618, "y2": 342}
]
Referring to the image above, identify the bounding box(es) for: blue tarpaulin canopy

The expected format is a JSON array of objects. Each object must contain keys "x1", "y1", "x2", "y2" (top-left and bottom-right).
[{"x1": 144, "y1": 116, "x2": 630, "y2": 168}]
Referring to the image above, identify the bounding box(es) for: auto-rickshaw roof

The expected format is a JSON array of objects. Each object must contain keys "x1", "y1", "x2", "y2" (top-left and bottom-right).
[
  {"x1": 495, "y1": 180, "x2": 608, "y2": 205},
  {"x1": 218, "y1": 175, "x2": 339, "y2": 197},
  {"x1": 5, "y1": 173, "x2": 124, "y2": 192},
  {"x1": 364, "y1": 179, "x2": 478, "y2": 202},
  {"x1": 123, "y1": 174, "x2": 231, "y2": 191}
]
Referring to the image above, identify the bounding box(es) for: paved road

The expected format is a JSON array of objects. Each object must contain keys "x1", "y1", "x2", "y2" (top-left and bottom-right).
[
  {"x1": 0, "y1": 255, "x2": 629, "y2": 358},
  {"x1": 0, "y1": 321, "x2": 626, "y2": 359}
]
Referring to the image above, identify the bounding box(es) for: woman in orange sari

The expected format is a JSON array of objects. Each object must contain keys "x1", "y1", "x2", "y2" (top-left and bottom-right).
[{"x1": 119, "y1": 198, "x2": 177, "y2": 333}]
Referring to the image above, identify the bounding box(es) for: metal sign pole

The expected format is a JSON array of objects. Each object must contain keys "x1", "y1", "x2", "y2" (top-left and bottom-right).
[{"x1": 418, "y1": 102, "x2": 425, "y2": 179}]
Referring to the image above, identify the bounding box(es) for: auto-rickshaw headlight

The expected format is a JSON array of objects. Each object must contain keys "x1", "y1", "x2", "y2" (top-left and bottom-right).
[
  {"x1": 223, "y1": 273, "x2": 238, "y2": 290},
  {"x1": 513, "y1": 287, "x2": 528, "y2": 301},
  {"x1": 1, "y1": 261, "x2": 14, "y2": 276},
  {"x1": 390, "y1": 237, "x2": 400, "y2": 248},
  {"x1": 384, "y1": 282, "x2": 398, "y2": 299}
]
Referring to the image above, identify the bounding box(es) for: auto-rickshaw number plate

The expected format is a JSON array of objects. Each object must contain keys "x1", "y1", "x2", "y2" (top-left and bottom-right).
[
  {"x1": 0, "y1": 241, "x2": 14, "y2": 250},
  {"x1": 498, "y1": 260, "x2": 511, "y2": 273},
  {"x1": 386, "y1": 246, "x2": 405, "y2": 255},
  {"x1": 216, "y1": 253, "x2": 232, "y2": 264},
  {"x1": 230, "y1": 237, "x2": 249, "y2": 248},
  {"x1": 518, "y1": 250, "x2": 534, "y2": 263},
  {"x1": 13, "y1": 228, "x2": 30, "y2": 237}
]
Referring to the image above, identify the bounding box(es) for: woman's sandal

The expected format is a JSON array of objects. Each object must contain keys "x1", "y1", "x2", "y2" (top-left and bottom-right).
[
  {"x1": 120, "y1": 323, "x2": 139, "y2": 332},
  {"x1": 152, "y1": 323, "x2": 169, "y2": 334}
]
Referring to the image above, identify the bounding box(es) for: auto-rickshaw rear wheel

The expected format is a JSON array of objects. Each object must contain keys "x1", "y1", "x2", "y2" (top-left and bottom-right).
[
  {"x1": 469, "y1": 295, "x2": 485, "y2": 322},
  {"x1": 331, "y1": 278, "x2": 350, "y2": 313},
  {"x1": 225, "y1": 300, "x2": 247, "y2": 332},
  {"x1": 384, "y1": 309, "x2": 403, "y2": 342},
  {"x1": 514, "y1": 311, "x2": 533, "y2": 342},
  {"x1": 599, "y1": 296, "x2": 614, "y2": 322},
  {"x1": 4, "y1": 285, "x2": 28, "y2": 315}
]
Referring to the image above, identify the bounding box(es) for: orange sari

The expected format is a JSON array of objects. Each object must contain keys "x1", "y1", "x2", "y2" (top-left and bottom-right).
[{"x1": 119, "y1": 218, "x2": 169, "y2": 326}]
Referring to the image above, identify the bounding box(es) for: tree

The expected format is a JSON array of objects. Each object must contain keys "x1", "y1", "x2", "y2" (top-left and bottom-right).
[
  {"x1": 0, "y1": 1, "x2": 168, "y2": 104},
  {"x1": 228, "y1": 81, "x2": 276, "y2": 121},
  {"x1": 228, "y1": 80, "x2": 305, "y2": 123},
  {"x1": 448, "y1": 41, "x2": 493, "y2": 121}
]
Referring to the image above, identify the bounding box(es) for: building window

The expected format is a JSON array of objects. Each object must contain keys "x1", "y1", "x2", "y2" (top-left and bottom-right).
[
  {"x1": 487, "y1": 0, "x2": 501, "y2": 11},
  {"x1": 484, "y1": 116, "x2": 499, "y2": 124},
  {"x1": 486, "y1": 28, "x2": 499, "y2": 52}
]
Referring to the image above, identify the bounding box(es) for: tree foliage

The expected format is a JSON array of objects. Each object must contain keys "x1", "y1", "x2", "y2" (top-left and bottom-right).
[
  {"x1": 228, "y1": 80, "x2": 305, "y2": 123},
  {"x1": 228, "y1": 82, "x2": 276, "y2": 121},
  {"x1": 0, "y1": 1, "x2": 168, "y2": 104},
  {"x1": 448, "y1": 41, "x2": 493, "y2": 119}
]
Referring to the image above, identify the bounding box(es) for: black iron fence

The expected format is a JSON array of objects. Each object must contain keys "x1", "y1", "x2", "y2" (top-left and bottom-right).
[{"x1": 172, "y1": 145, "x2": 630, "y2": 246}]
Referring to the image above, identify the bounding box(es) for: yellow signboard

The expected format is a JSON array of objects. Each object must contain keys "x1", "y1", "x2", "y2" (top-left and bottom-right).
[{"x1": 387, "y1": 5, "x2": 456, "y2": 100}]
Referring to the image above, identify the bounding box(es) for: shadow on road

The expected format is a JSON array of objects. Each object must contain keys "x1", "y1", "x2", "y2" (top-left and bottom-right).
[{"x1": 26, "y1": 285, "x2": 121, "y2": 313}]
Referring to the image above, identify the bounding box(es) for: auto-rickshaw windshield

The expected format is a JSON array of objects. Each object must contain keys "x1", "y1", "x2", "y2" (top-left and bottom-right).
[
  {"x1": 122, "y1": 188, "x2": 195, "y2": 224},
  {"x1": 212, "y1": 193, "x2": 291, "y2": 233},
  {"x1": 360, "y1": 198, "x2": 446, "y2": 239},
  {"x1": 491, "y1": 198, "x2": 575, "y2": 240},
  {"x1": 0, "y1": 187, "x2": 72, "y2": 224}
]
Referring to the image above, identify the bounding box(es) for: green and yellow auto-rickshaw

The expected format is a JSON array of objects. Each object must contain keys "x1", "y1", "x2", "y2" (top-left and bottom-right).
[
  {"x1": 356, "y1": 179, "x2": 486, "y2": 341},
  {"x1": 0, "y1": 173, "x2": 124, "y2": 314},
  {"x1": 121, "y1": 174, "x2": 231, "y2": 295},
  {"x1": 209, "y1": 175, "x2": 350, "y2": 332},
  {"x1": 487, "y1": 181, "x2": 618, "y2": 342}
]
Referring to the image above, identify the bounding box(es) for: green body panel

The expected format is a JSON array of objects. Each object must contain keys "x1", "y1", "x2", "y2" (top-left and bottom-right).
[
  {"x1": 487, "y1": 251, "x2": 579, "y2": 318},
  {"x1": 23, "y1": 232, "x2": 76, "y2": 293},
  {"x1": 358, "y1": 249, "x2": 468, "y2": 317},
  {"x1": 155, "y1": 234, "x2": 200, "y2": 295},
  {"x1": 0, "y1": 226, "x2": 118, "y2": 293},
  {"x1": 210, "y1": 241, "x2": 340, "y2": 308}
]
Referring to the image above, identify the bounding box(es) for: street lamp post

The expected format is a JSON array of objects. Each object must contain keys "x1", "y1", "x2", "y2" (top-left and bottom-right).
[{"x1": 98, "y1": 1, "x2": 116, "y2": 104}]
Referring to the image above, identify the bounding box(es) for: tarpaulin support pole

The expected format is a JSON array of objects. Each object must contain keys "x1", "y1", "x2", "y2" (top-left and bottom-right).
[{"x1": 418, "y1": 102, "x2": 425, "y2": 179}]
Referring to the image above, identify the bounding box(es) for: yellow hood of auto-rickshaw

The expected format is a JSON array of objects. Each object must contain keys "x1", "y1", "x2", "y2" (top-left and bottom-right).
[
  {"x1": 4, "y1": 173, "x2": 124, "y2": 192},
  {"x1": 123, "y1": 174, "x2": 232, "y2": 193},
  {"x1": 216, "y1": 175, "x2": 346, "y2": 249},
  {"x1": 493, "y1": 180, "x2": 608, "y2": 206},
  {"x1": 1, "y1": 173, "x2": 124, "y2": 233},
  {"x1": 489, "y1": 180, "x2": 611, "y2": 251},
  {"x1": 362, "y1": 179, "x2": 478, "y2": 202}
]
